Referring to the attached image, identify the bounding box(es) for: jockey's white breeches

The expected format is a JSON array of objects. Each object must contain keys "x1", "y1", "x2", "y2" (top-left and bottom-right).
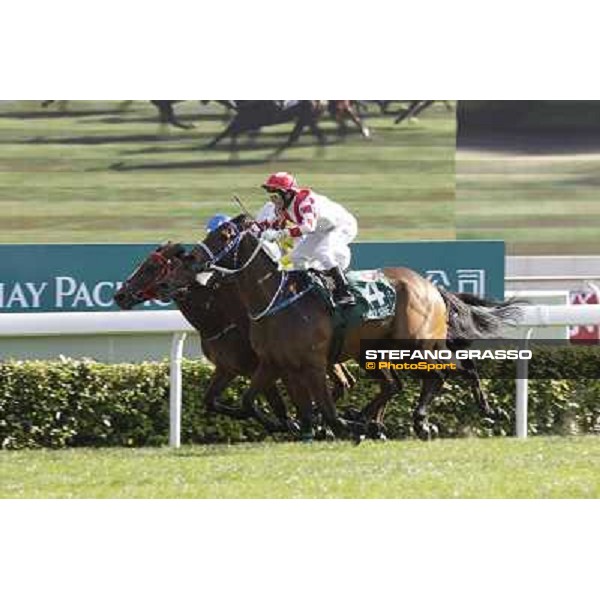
[{"x1": 290, "y1": 215, "x2": 358, "y2": 271}]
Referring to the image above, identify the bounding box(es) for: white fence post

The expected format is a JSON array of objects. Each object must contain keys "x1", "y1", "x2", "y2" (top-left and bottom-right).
[
  {"x1": 515, "y1": 328, "x2": 534, "y2": 439},
  {"x1": 169, "y1": 332, "x2": 187, "y2": 449}
]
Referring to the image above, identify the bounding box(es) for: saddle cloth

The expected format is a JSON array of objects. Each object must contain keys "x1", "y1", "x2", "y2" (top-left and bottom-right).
[
  {"x1": 307, "y1": 269, "x2": 396, "y2": 321},
  {"x1": 346, "y1": 269, "x2": 396, "y2": 321}
]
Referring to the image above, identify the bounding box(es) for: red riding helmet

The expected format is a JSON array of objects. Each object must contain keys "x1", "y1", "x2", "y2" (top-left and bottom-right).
[{"x1": 262, "y1": 171, "x2": 298, "y2": 192}]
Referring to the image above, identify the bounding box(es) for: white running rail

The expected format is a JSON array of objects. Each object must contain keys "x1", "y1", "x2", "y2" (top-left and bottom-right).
[{"x1": 0, "y1": 311, "x2": 194, "y2": 448}]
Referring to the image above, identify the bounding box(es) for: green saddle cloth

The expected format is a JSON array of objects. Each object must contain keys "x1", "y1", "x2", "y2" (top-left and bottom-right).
[
  {"x1": 346, "y1": 269, "x2": 396, "y2": 321},
  {"x1": 327, "y1": 269, "x2": 396, "y2": 362}
]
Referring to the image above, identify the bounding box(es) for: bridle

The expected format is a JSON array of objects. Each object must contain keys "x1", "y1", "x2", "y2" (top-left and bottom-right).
[
  {"x1": 123, "y1": 251, "x2": 174, "y2": 302},
  {"x1": 197, "y1": 222, "x2": 269, "y2": 276},
  {"x1": 197, "y1": 222, "x2": 291, "y2": 321}
]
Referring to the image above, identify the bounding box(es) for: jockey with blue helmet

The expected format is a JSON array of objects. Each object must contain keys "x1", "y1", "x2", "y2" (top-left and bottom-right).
[{"x1": 206, "y1": 214, "x2": 231, "y2": 232}]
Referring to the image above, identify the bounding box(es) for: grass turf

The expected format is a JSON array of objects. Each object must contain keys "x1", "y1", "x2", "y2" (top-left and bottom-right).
[
  {"x1": 456, "y1": 148, "x2": 600, "y2": 255},
  {"x1": 1, "y1": 436, "x2": 598, "y2": 498},
  {"x1": 0, "y1": 100, "x2": 455, "y2": 244}
]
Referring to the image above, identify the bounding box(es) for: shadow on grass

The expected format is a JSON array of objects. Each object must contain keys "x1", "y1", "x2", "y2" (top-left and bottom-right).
[
  {"x1": 0, "y1": 133, "x2": 195, "y2": 145},
  {"x1": 0, "y1": 109, "x2": 132, "y2": 120},
  {"x1": 108, "y1": 156, "x2": 296, "y2": 170},
  {"x1": 94, "y1": 113, "x2": 231, "y2": 126},
  {"x1": 117, "y1": 135, "x2": 338, "y2": 156}
]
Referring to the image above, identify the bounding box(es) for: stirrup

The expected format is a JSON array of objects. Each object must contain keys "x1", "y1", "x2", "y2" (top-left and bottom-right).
[{"x1": 335, "y1": 292, "x2": 356, "y2": 307}]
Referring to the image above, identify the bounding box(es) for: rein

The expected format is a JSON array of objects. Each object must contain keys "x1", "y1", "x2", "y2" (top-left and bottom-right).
[
  {"x1": 200, "y1": 223, "x2": 312, "y2": 322},
  {"x1": 202, "y1": 322, "x2": 238, "y2": 342}
]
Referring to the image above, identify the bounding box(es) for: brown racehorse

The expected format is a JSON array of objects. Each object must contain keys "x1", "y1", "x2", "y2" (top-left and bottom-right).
[
  {"x1": 164, "y1": 215, "x2": 460, "y2": 441},
  {"x1": 113, "y1": 242, "x2": 355, "y2": 437}
]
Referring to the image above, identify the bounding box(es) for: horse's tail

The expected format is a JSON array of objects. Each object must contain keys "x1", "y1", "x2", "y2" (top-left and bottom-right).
[{"x1": 438, "y1": 288, "x2": 524, "y2": 342}]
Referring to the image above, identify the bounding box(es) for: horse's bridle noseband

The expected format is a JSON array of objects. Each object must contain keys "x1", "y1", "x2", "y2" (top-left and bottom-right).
[
  {"x1": 124, "y1": 250, "x2": 173, "y2": 302},
  {"x1": 197, "y1": 222, "x2": 266, "y2": 276}
]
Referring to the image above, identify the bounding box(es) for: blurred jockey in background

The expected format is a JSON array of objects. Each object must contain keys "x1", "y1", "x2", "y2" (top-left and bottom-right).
[{"x1": 258, "y1": 171, "x2": 358, "y2": 306}]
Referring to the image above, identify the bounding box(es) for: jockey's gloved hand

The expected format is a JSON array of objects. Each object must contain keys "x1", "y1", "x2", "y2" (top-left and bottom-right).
[{"x1": 261, "y1": 229, "x2": 285, "y2": 243}]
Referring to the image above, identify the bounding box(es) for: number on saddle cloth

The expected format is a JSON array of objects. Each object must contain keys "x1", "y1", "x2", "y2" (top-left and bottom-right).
[{"x1": 346, "y1": 270, "x2": 396, "y2": 321}]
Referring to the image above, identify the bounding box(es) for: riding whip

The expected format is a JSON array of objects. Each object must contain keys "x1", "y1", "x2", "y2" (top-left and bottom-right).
[{"x1": 232, "y1": 194, "x2": 252, "y2": 217}]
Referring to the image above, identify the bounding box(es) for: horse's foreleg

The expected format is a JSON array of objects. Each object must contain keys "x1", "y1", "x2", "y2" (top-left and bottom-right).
[
  {"x1": 395, "y1": 100, "x2": 421, "y2": 124},
  {"x1": 263, "y1": 384, "x2": 300, "y2": 435},
  {"x1": 284, "y1": 372, "x2": 314, "y2": 442},
  {"x1": 328, "y1": 363, "x2": 355, "y2": 403},
  {"x1": 206, "y1": 120, "x2": 237, "y2": 149},
  {"x1": 307, "y1": 117, "x2": 326, "y2": 146},
  {"x1": 344, "y1": 103, "x2": 370, "y2": 138},
  {"x1": 409, "y1": 100, "x2": 435, "y2": 119},
  {"x1": 240, "y1": 363, "x2": 282, "y2": 433},
  {"x1": 153, "y1": 101, "x2": 193, "y2": 130},
  {"x1": 204, "y1": 369, "x2": 248, "y2": 420}
]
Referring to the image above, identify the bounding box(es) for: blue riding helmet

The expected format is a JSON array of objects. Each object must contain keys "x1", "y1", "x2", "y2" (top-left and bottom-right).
[{"x1": 206, "y1": 214, "x2": 231, "y2": 232}]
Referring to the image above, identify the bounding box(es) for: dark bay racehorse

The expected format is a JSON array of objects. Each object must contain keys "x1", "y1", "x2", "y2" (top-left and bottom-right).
[
  {"x1": 113, "y1": 242, "x2": 355, "y2": 436},
  {"x1": 165, "y1": 216, "x2": 461, "y2": 441},
  {"x1": 206, "y1": 101, "x2": 327, "y2": 155},
  {"x1": 113, "y1": 242, "x2": 294, "y2": 433}
]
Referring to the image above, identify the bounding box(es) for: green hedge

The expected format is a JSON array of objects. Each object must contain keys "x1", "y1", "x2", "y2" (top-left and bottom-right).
[{"x1": 1, "y1": 349, "x2": 599, "y2": 449}]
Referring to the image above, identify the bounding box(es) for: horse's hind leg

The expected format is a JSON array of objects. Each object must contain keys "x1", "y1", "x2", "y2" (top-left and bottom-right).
[
  {"x1": 413, "y1": 372, "x2": 445, "y2": 441},
  {"x1": 460, "y1": 358, "x2": 508, "y2": 425},
  {"x1": 310, "y1": 367, "x2": 362, "y2": 441},
  {"x1": 358, "y1": 369, "x2": 397, "y2": 439}
]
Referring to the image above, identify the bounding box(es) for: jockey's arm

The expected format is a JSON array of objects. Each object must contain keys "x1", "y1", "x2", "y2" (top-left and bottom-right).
[
  {"x1": 287, "y1": 215, "x2": 316, "y2": 238},
  {"x1": 286, "y1": 198, "x2": 317, "y2": 238}
]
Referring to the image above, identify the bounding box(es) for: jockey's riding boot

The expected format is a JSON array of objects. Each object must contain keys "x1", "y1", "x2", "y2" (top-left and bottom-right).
[{"x1": 326, "y1": 266, "x2": 356, "y2": 307}]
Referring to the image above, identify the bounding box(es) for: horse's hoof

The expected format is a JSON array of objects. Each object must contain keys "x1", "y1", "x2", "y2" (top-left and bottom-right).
[
  {"x1": 366, "y1": 421, "x2": 387, "y2": 441},
  {"x1": 353, "y1": 434, "x2": 366, "y2": 446},
  {"x1": 314, "y1": 427, "x2": 327, "y2": 441},
  {"x1": 494, "y1": 407, "x2": 510, "y2": 422},
  {"x1": 415, "y1": 421, "x2": 438, "y2": 442},
  {"x1": 286, "y1": 418, "x2": 301, "y2": 436}
]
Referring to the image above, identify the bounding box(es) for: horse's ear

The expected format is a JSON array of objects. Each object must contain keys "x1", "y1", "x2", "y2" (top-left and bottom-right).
[
  {"x1": 172, "y1": 243, "x2": 186, "y2": 257},
  {"x1": 163, "y1": 242, "x2": 186, "y2": 259}
]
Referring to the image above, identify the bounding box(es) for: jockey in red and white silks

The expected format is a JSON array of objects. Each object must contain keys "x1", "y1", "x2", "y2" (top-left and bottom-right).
[{"x1": 259, "y1": 171, "x2": 358, "y2": 305}]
